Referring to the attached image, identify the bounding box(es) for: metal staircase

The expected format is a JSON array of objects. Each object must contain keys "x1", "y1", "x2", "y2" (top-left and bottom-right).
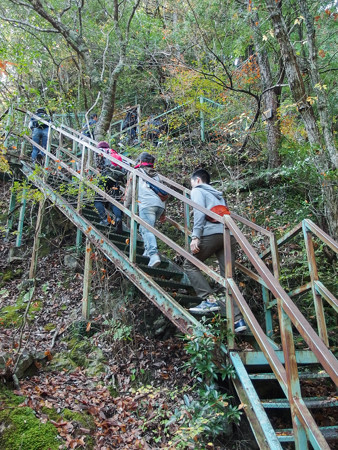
[{"x1": 2, "y1": 108, "x2": 338, "y2": 449}]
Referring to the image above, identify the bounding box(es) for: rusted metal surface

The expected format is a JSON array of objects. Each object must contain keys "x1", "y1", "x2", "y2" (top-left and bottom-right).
[
  {"x1": 13, "y1": 109, "x2": 338, "y2": 448},
  {"x1": 228, "y1": 281, "x2": 329, "y2": 448},
  {"x1": 230, "y1": 211, "x2": 273, "y2": 236},
  {"x1": 302, "y1": 223, "x2": 329, "y2": 346},
  {"x1": 288, "y1": 282, "x2": 312, "y2": 298},
  {"x1": 21, "y1": 163, "x2": 201, "y2": 336},
  {"x1": 239, "y1": 350, "x2": 319, "y2": 366},
  {"x1": 224, "y1": 215, "x2": 337, "y2": 385},
  {"x1": 260, "y1": 222, "x2": 303, "y2": 259},
  {"x1": 224, "y1": 227, "x2": 235, "y2": 347},
  {"x1": 230, "y1": 352, "x2": 282, "y2": 450},
  {"x1": 314, "y1": 281, "x2": 338, "y2": 313},
  {"x1": 82, "y1": 238, "x2": 93, "y2": 320},
  {"x1": 276, "y1": 298, "x2": 308, "y2": 450},
  {"x1": 294, "y1": 397, "x2": 331, "y2": 450},
  {"x1": 304, "y1": 219, "x2": 338, "y2": 254},
  {"x1": 236, "y1": 262, "x2": 269, "y2": 288}
]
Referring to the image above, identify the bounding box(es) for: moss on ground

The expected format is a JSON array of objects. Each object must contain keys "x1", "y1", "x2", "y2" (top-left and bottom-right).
[
  {"x1": 0, "y1": 296, "x2": 42, "y2": 328},
  {"x1": 0, "y1": 386, "x2": 60, "y2": 450},
  {"x1": 44, "y1": 323, "x2": 56, "y2": 331}
]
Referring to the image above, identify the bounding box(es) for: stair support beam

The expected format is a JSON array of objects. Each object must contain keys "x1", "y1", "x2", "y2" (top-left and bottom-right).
[
  {"x1": 262, "y1": 286, "x2": 273, "y2": 337},
  {"x1": 224, "y1": 215, "x2": 337, "y2": 385},
  {"x1": 21, "y1": 170, "x2": 201, "y2": 335},
  {"x1": 228, "y1": 279, "x2": 331, "y2": 450},
  {"x1": 230, "y1": 352, "x2": 282, "y2": 450}
]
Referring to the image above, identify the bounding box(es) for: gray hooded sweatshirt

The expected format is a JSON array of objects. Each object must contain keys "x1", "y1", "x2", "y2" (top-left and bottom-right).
[{"x1": 191, "y1": 184, "x2": 227, "y2": 239}]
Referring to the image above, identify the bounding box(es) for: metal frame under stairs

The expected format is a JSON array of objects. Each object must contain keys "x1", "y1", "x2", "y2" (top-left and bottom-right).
[{"x1": 3, "y1": 109, "x2": 338, "y2": 449}]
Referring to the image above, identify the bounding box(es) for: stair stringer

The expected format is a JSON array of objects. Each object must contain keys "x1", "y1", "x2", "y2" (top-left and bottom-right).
[{"x1": 20, "y1": 164, "x2": 285, "y2": 450}]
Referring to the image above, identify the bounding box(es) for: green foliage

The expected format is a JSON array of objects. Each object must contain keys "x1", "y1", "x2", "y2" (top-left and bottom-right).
[
  {"x1": 11, "y1": 181, "x2": 43, "y2": 204},
  {"x1": 0, "y1": 288, "x2": 41, "y2": 328},
  {"x1": 165, "y1": 318, "x2": 240, "y2": 447},
  {"x1": 0, "y1": 388, "x2": 60, "y2": 450}
]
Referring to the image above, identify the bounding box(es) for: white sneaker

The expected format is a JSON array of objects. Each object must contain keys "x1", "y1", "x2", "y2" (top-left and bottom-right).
[
  {"x1": 148, "y1": 253, "x2": 161, "y2": 268},
  {"x1": 189, "y1": 300, "x2": 220, "y2": 314}
]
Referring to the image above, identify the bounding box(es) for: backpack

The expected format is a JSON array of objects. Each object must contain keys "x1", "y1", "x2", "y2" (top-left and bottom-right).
[
  {"x1": 146, "y1": 181, "x2": 169, "y2": 202},
  {"x1": 31, "y1": 112, "x2": 50, "y2": 129},
  {"x1": 206, "y1": 205, "x2": 230, "y2": 223}
]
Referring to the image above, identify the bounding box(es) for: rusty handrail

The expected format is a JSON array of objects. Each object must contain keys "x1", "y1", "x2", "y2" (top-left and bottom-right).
[
  {"x1": 22, "y1": 128, "x2": 338, "y2": 381},
  {"x1": 12, "y1": 107, "x2": 338, "y2": 447}
]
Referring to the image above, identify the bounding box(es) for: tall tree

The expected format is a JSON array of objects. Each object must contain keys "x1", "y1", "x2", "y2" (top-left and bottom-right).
[
  {"x1": 249, "y1": 4, "x2": 284, "y2": 168},
  {"x1": 0, "y1": 0, "x2": 141, "y2": 139},
  {"x1": 264, "y1": 0, "x2": 337, "y2": 238}
]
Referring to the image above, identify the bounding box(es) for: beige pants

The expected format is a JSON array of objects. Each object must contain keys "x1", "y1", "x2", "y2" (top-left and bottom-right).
[{"x1": 183, "y1": 234, "x2": 242, "y2": 320}]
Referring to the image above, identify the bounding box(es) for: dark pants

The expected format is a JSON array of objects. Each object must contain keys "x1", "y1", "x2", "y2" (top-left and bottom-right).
[
  {"x1": 183, "y1": 234, "x2": 242, "y2": 320},
  {"x1": 94, "y1": 177, "x2": 123, "y2": 223},
  {"x1": 32, "y1": 127, "x2": 48, "y2": 162},
  {"x1": 94, "y1": 200, "x2": 122, "y2": 222}
]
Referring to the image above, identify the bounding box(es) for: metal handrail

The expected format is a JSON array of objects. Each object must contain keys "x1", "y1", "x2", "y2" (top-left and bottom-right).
[{"x1": 10, "y1": 107, "x2": 338, "y2": 448}]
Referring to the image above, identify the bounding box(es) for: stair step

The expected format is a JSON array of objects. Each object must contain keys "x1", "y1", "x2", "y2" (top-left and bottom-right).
[
  {"x1": 174, "y1": 293, "x2": 204, "y2": 306},
  {"x1": 276, "y1": 426, "x2": 338, "y2": 442},
  {"x1": 249, "y1": 372, "x2": 331, "y2": 380},
  {"x1": 139, "y1": 264, "x2": 183, "y2": 281},
  {"x1": 109, "y1": 240, "x2": 145, "y2": 255},
  {"x1": 153, "y1": 277, "x2": 195, "y2": 293},
  {"x1": 261, "y1": 396, "x2": 338, "y2": 409},
  {"x1": 239, "y1": 350, "x2": 319, "y2": 366},
  {"x1": 135, "y1": 255, "x2": 169, "y2": 268}
]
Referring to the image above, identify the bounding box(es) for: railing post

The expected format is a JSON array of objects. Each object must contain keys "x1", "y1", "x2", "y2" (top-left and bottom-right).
[
  {"x1": 302, "y1": 222, "x2": 329, "y2": 346},
  {"x1": 224, "y1": 224, "x2": 235, "y2": 348},
  {"x1": 6, "y1": 185, "x2": 16, "y2": 240},
  {"x1": 82, "y1": 238, "x2": 92, "y2": 320},
  {"x1": 129, "y1": 172, "x2": 138, "y2": 263},
  {"x1": 183, "y1": 189, "x2": 190, "y2": 251},
  {"x1": 263, "y1": 234, "x2": 280, "y2": 337},
  {"x1": 76, "y1": 144, "x2": 87, "y2": 252},
  {"x1": 262, "y1": 287, "x2": 273, "y2": 337},
  {"x1": 16, "y1": 188, "x2": 27, "y2": 248},
  {"x1": 20, "y1": 113, "x2": 29, "y2": 158},
  {"x1": 29, "y1": 197, "x2": 46, "y2": 279},
  {"x1": 4, "y1": 105, "x2": 12, "y2": 149},
  {"x1": 44, "y1": 126, "x2": 52, "y2": 171},
  {"x1": 200, "y1": 96, "x2": 205, "y2": 142},
  {"x1": 277, "y1": 302, "x2": 308, "y2": 449},
  {"x1": 137, "y1": 104, "x2": 141, "y2": 144}
]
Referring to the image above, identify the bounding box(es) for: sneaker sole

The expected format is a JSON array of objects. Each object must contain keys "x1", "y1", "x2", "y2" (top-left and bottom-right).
[
  {"x1": 148, "y1": 260, "x2": 161, "y2": 268},
  {"x1": 235, "y1": 326, "x2": 247, "y2": 333},
  {"x1": 189, "y1": 307, "x2": 220, "y2": 314}
]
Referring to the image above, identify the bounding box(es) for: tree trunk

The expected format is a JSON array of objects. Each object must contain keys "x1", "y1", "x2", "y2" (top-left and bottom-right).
[
  {"x1": 95, "y1": 78, "x2": 118, "y2": 141},
  {"x1": 265, "y1": 0, "x2": 322, "y2": 149},
  {"x1": 265, "y1": 0, "x2": 338, "y2": 239},
  {"x1": 297, "y1": 0, "x2": 337, "y2": 169},
  {"x1": 250, "y1": 8, "x2": 282, "y2": 168}
]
